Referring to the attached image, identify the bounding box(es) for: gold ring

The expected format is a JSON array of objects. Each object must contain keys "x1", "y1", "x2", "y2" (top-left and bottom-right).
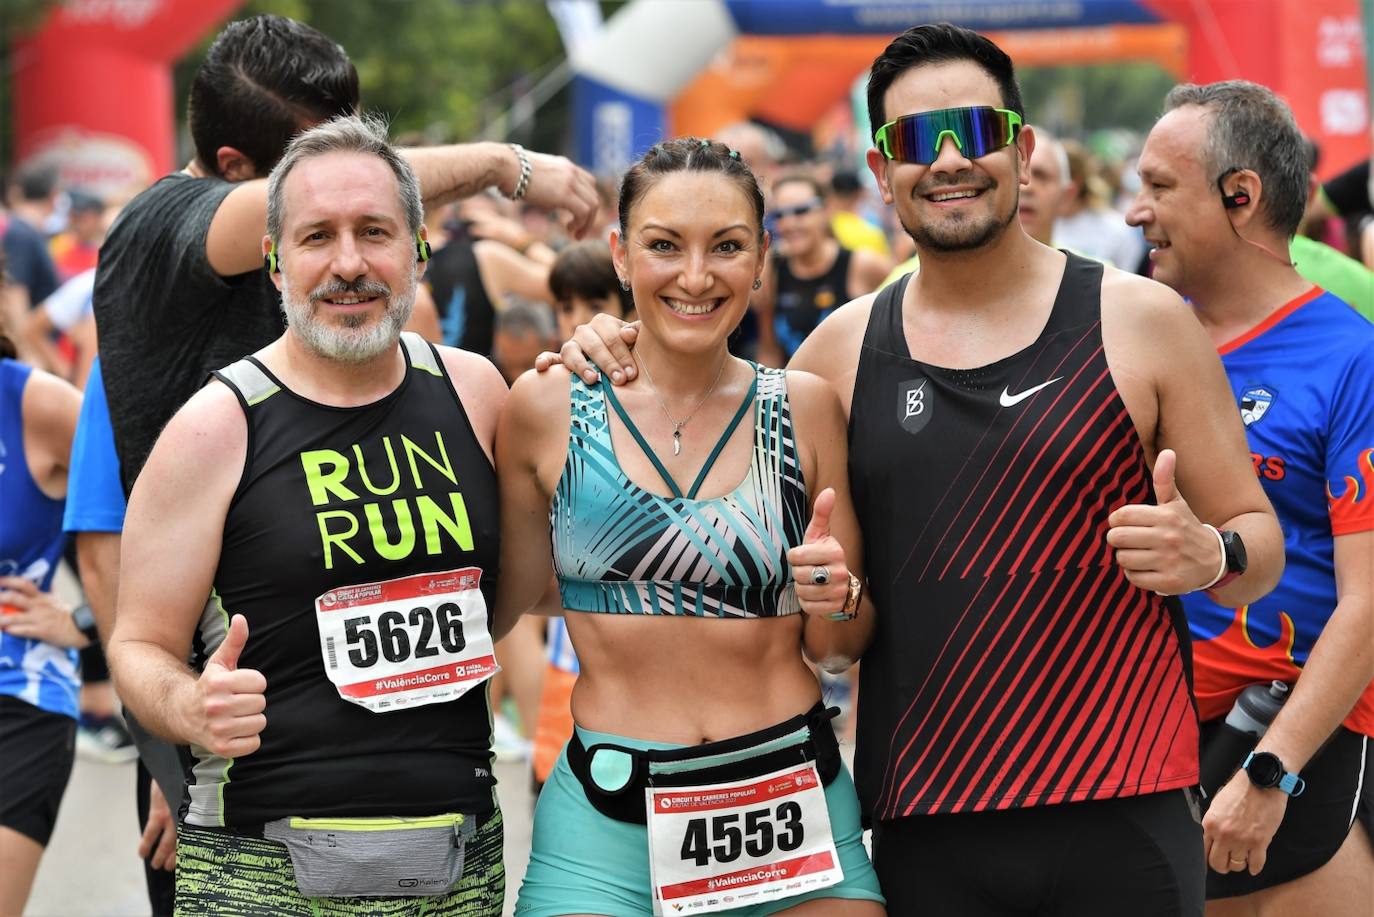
[{"x1": 1228, "y1": 856, "x2": 1247, "y2": 867}]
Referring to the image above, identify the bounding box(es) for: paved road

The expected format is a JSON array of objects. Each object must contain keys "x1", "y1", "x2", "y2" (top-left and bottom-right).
[{"x1": 26, "y1": 756, "x2": 538, "y2": 917}]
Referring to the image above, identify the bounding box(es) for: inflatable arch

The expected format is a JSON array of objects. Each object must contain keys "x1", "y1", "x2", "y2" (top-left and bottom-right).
[
  {"x1": 571, "y1": 0, "x2": 1369, "y2": 179},
  {"x1": 11, "y1": 0, "x2": 244, "y2": 199},
  {"x1": 8, "y1": 0, "x2": 1368, "y2": 196}
]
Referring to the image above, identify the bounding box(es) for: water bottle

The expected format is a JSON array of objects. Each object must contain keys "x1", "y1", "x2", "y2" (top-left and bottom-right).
[{"x1": 1198, "y1": 681, "x2": 1289, "y2": 798}]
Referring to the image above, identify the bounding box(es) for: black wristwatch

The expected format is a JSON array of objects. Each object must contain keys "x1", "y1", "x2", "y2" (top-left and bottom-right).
[
  {"x1": 1242, "y1": 750, "x2": 1305, "y2": 796},
  {"x1": 71, "y1": 603, "x2": 100, "y2": 646},
  {"x1": 1221, "y1": 530, "x2": 1248, "y2": 574},
  {"x1": 1211, "y1": 529, "x2": 1249, "y2": 589}
]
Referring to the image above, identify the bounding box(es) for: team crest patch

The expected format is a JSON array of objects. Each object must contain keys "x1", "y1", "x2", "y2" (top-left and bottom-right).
[
  {"x1": 1240, "y1": 386, "x2": 1276, "y2": 426},
  {"x1": 898, "y1": 377, "x2": 933, "y2": 434}
]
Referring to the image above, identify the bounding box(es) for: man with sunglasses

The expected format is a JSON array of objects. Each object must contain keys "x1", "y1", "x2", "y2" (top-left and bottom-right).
[
  {"x1": 801, "y1": 26, "x2": 1279, "y2": 916},
  {"x1": 754, "y1": 175, "x2": 891, "y2": 366},
  {"x1": 551, "y1": 23, "x2": 1281, "y2": 915},
  {"x1": 1127, "y1": 81, "x2": 1374, "y2": 917}
]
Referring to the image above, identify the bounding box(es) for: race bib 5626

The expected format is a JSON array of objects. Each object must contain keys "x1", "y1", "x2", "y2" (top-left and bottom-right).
[{"x1": 314, "y1": 567, "x2": 498, "y2": 713}]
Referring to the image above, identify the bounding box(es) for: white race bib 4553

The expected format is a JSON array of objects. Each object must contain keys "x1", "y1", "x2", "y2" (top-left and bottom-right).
[
  {"x1": 646, "y1": 761, "x2": 842, "y2": 914},
  {"x1": 314, "y1": 568, "x2": 498, "y2": 713}
]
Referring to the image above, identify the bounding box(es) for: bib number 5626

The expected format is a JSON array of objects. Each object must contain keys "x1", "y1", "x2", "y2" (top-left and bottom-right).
[
  {"x1": 680, "y1": 801, "x2": 804, "y2": 867},
  {"x1": 342, "y1": 602, "x2": 465, "y2": 668}
]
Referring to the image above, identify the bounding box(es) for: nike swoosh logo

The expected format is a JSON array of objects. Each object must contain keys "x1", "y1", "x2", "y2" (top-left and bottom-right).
[{"x1": 999, "y1": 377, "x2": 1063, "y2": 407}]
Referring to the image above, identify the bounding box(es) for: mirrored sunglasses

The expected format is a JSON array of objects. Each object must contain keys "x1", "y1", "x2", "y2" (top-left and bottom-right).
[{"x1": 874, "y1": 106, "x2": 1023, "y2": 165}]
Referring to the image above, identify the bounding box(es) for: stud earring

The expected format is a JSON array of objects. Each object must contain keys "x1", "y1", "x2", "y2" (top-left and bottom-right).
[
  {"x1": 752, "y1": 277, "x2": 762, "y2": 291},
  {"x1": 619, "y1": 278, "x2": 630, "y2": 291}
]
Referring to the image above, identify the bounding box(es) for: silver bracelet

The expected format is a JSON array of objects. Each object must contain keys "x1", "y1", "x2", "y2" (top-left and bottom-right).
[{"x1": 506, "y1": 143, "x2": 532, "y2": 201}]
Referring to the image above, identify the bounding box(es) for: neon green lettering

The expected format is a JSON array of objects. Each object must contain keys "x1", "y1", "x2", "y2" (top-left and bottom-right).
[
  {"x1": 300, "y1": 450, "x2": 359, "y2": 506},
  {"x1": 418, "y1": 492, "x2": 473, "y2": 553},
  {"x1": 354, "y1": 437, "x2": 402, "y2": 497},
  {"x1": 364, "y1": 500, "x2": 416, "y2": 561},
  {"x1": 403, "y1": 433, "x2": 456, "y2": 489},
  {"x1": 317, "y1": 511, "x2": 365, "y2": 569}
]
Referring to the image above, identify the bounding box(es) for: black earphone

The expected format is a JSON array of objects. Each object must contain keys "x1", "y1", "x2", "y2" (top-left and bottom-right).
[
  {"x1": 265, "y1": 233, "x2": 432, "y2": 273},
  {"x1": 1217, "y1": 167, "x2": 1251, "y2": 210}
]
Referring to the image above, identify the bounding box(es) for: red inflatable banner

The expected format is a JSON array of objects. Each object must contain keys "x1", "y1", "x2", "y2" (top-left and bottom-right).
[{"x1": 12, "y1": 0, "x2": 244, "y2": 200}]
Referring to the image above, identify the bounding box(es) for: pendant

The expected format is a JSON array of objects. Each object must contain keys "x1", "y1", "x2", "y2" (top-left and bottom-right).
[{"x1": 673, "y1": 430, "x2": 682, "y2": 456}]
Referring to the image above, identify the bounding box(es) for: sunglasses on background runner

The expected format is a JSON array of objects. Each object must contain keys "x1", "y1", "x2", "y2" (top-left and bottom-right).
[
  {"x1": 767, "y1": 199, "x2": 823, "y2": 220},
  {"x1": 874, "y1": 106, "x2": 1023, "y2": 165}
]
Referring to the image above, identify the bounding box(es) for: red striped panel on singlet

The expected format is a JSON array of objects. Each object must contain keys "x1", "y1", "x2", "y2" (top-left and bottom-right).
[{"x1": 849, "y1": 255, "x2": 1198, "y2": 820}]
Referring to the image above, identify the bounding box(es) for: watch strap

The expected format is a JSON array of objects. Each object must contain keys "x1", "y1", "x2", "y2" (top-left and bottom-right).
[
  {"x1": 1197, "y1": 524, "x2": 1230, "y2": 591},
  {"x1": 1242, "y1": 751, "x2": 1306, "y2": 797},
  {"x1": 71, "y1": 603, "x2": 100, "y2": 645}
]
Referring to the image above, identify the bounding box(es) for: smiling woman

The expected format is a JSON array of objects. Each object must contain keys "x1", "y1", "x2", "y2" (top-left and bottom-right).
[{"x1": 494, "y1": 138, "x2": 886, "y2": 917}]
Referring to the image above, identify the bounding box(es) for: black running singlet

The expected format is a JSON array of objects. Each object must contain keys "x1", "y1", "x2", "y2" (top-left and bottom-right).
[
  {"x1": 848, "y1": 253, "x2": 1198, "y2": 821},
  {"x1": 774, "y1": 247, "x2": 852, "y2": 358},
  {"x1": 183, "y1": 334, "x2": 499, "y2": 827},
  {"x1": 426, "y1": 239, "x2": 498, "y2": 354}
]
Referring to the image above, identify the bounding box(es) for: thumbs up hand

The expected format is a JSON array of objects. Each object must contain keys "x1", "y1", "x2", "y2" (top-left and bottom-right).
[
  {"x1": 1106, "y1": 449, "x2": 1223, "y2": 596},
  {"x1": 787, "y1": 488, "x2": 852, "y2": 619},
  {"x1": 194, "y1": 614, "x2": 268, "y2": 758}
]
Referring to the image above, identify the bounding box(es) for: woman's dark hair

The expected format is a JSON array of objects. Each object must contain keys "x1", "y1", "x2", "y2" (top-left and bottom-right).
[
  {"x1": 618, "y1": 138, "x2": 766, "y2": 243},
  {"x1": 549, "y1": 241, "x2": 631, "y2": 316},
  {"x1": 189, "y1": 15, "x2": 360, "y2": 177},
  {"x1": 866, "y1": 23, "x2": 1024, "y2": 137}
]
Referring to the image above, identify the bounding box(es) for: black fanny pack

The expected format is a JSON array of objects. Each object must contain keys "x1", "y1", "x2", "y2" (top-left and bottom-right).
[{"x1": 566, "y1": 703, "x2": 842, "y2": 825}]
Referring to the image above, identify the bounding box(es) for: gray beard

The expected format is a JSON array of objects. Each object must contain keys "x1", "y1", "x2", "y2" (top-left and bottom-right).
[{"x1": 280, "y1": 274, "x2": 416, "y2": 364}]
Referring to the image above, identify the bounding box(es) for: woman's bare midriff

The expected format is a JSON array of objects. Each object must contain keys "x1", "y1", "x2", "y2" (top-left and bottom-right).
[{"x1": 563, "y1": 610, "x2": 821, "y2": 744}]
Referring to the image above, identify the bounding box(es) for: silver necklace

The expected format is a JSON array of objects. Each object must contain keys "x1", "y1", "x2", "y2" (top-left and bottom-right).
[{"x1": 637, "y1": 351, "x2": 729, "y2": 456}]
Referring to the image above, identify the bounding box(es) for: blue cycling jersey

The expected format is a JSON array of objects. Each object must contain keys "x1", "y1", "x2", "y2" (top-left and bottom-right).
[{"x1": 1184, "y1": 288, "x2": 1374, "y2": 736}]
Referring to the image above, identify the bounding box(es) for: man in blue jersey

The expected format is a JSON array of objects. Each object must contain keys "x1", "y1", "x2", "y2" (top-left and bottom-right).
[{"x1": 1128, "y1": 80, "x2": 1374, "y2": 915}]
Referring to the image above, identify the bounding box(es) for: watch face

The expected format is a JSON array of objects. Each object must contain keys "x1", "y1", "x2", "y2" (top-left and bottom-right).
[
  {"x1": 1222, "y1": 530, "x2": 1249, "y2": 574},
  {"x1": 1246, "y1": 751, "x2": 1283, "y2": 788}
]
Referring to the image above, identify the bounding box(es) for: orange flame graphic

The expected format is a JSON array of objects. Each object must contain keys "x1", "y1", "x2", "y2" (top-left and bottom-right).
[
  {"x1": 1328, "y1": 448, "x2": 1374, "y2": 534},
  {"x1": 1193, "y1": 605, "x2": 1300, "y2": 722}
]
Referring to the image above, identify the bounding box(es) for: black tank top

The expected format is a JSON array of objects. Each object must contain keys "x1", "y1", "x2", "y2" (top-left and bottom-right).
[
  {"x1": 426, "y1": 238, "x2": 498, "y2": 354},
  {"x1": 848, "y1": 253, "x2": 1198, "y2": 821},
  {"x1": 183, "y1": 333, "x2": 499, "y2": 827},
  {"x1": 774, "y1": 246, "x2": 852, "y2": 358}
]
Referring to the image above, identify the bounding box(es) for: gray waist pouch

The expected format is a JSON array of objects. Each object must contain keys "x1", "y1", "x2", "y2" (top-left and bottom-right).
[{"x1": 262, "y1": 813, "x2": 475, "y2": 898}]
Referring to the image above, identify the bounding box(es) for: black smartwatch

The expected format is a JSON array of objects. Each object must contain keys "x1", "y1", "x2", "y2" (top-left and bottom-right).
[
  {"x1": 1210, "y1": 529, "x2": 1248, "y2": 589},
  {"x1": 1222, "y1": 530, "x2": 1248, "y2": 574},
  {"x1": 1242, "y1": 750, "x2": 1305, "y2": 796},
  {"x1": 71, "y1": 603, "x2": 100, "y2": 646}
]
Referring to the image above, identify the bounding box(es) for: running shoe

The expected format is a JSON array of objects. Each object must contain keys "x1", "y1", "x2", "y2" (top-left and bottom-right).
[{"x1": 77, "y1": 713, "x2": 139, "y2": 764}]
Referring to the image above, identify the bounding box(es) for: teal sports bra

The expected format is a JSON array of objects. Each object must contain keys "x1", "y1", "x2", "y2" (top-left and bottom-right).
[{"x1": 552, "y1": 363, "x2": 807, "y2": 618}]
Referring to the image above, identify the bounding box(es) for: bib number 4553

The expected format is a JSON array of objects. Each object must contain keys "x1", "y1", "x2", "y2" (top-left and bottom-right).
[
  {"x1": 680, "y1": 801, "x2": 804, "y2": 867},
  {"x1": 342, "y1": 603, "x2": 465, "y2": 668}
]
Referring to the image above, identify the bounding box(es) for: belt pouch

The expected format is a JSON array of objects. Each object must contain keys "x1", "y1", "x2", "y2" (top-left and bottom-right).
[
  {"x1": 567, "y1": 704, "x2": 841, "y2": 825},
  {"x1": 262, "y1": 813, "x2": 474, "y2": 897}
]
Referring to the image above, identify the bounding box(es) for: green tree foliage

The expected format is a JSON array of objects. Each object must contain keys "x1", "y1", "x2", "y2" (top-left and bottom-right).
[
  {"x1": 172, "y1": 0, "x2": 577, "y2": 156},
  {"x1": 0, "y1": 0, "x2": 60, "y2": 169},
  {"x1": 1018, "y1": 62, "x2": 1179, "y2": 138}
]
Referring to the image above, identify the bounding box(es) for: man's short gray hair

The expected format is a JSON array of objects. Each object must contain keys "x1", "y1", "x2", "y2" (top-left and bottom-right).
[
  {"x1": 266, "y1": 113, "x2": 422, "y2": 244},
  {"x1": 1163, "y1": 80, "x2": 1307, "y2": 238}
]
